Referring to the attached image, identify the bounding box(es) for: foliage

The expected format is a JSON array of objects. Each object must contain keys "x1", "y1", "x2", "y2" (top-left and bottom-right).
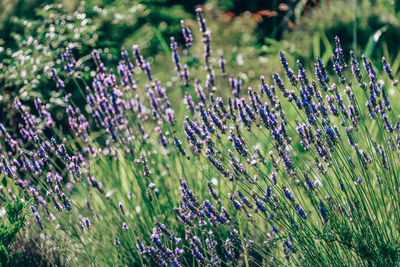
[
  {"x1": 282, "y1": 0, "x2": 400, "y2": 65},
  {"x1": 0, "y1": 0, "x2": 191, "y2": 126},
  {"x1": 0, "y1": 198, "x2": 25, "y2": 266},
  {"x1": 10, "y1": 233, "x2": 63, "y2": 266},
  {"x1": 0, "y1": 3, "x2": 100, "y2": 127}
]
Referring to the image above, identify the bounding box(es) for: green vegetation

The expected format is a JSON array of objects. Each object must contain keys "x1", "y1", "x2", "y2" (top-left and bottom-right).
[
  {"x1": 0, "y1": 199, "x2": 25, "y2": 266},
  {"x1": 1, "y1": 0, "x2": 400, "y2": 266}
]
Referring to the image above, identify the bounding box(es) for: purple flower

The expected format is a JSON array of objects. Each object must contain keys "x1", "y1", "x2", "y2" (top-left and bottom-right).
[{"x1": 181, "y1": 20, "x2": 193, "y2": 47}]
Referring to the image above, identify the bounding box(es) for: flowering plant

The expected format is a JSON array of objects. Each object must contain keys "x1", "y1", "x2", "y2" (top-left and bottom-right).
[{"x1": 1, "y1": 7, "x2": 400, "y2": 266}]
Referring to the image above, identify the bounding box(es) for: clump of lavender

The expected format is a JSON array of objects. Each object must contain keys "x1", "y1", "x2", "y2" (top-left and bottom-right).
[{"x1": 2, "y1": 7, "x2": 400, "y2": 267}]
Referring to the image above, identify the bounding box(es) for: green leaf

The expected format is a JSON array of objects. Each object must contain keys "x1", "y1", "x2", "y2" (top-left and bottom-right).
[
  {"x1": 320, "y1": 32, "x2": 333, "y2": 64},
  {"x1": 364, "y1": 26, "x2": 389, "y2": 58},
  {"x1": 1, "y1": 177, "x2": 6, "y2": 187},
  {"x1": 152, "y1": 25, "x2": 170, "y2": 57},
  {"x1": 313, "y1": 33, "x2": 320, "y2": 59},
  {"x1": 391, "y1": 49, "x2": 400, "y2": 75}
]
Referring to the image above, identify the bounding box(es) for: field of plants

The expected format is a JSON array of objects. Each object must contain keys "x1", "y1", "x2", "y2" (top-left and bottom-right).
[{"x1": 1, "y1": 0, "x2": 400, "y2": 266}]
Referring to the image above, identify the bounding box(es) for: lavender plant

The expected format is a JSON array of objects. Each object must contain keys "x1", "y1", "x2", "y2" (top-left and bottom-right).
[{"x1": 1, "y1": 7, "x2": 400, "y2": 266}]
